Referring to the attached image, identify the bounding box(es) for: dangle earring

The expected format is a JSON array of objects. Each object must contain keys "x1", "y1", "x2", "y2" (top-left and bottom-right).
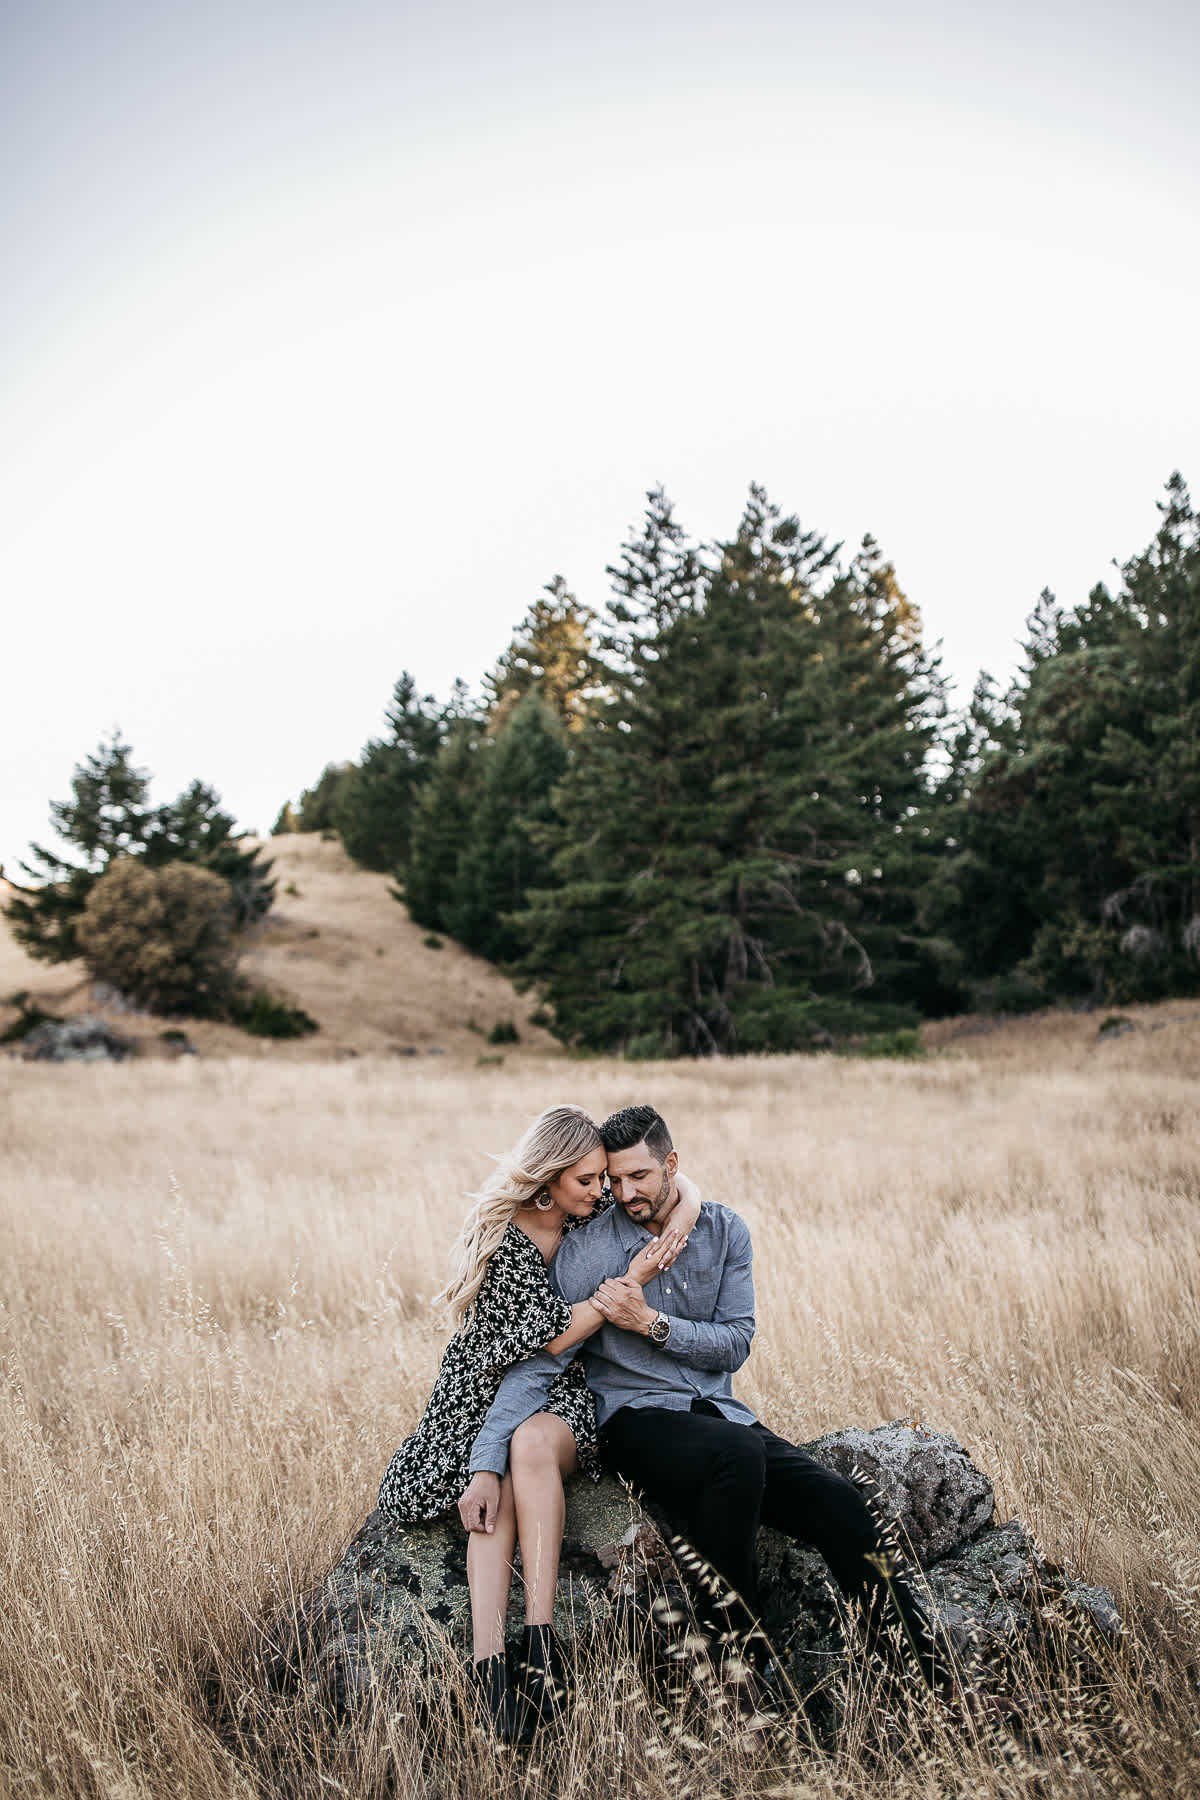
[{"x1": 533, "y1": 1186, "x2": 554, "y2": 1212}]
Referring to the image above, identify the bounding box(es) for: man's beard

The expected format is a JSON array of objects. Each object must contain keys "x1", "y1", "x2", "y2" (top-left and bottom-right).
[{"x1": 637, "y1": 1167, "x2": 674, "y2": 1222}]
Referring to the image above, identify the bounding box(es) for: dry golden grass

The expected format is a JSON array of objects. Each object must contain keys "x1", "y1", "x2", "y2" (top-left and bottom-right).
[
  {"x1": 2, "y1": 1027, "x2": 1198, "y2": 1798},
  {"x1": 923, "y1": 996, "x2": 1200, "y2": 1076}
]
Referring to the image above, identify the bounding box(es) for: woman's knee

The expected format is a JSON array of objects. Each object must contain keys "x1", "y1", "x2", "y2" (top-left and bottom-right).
[{"x1": 510, "y1": 1413, "x2": 568, "y2": 1476}]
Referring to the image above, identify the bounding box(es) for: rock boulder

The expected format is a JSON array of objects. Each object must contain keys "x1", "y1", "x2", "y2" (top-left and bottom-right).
[
  {"x1": 19, "y1": 1015, "x2": 132, "y2": 1062},
  {"x1": 266, "y1": 1421, "x2": 1119, "y2": 1711}
]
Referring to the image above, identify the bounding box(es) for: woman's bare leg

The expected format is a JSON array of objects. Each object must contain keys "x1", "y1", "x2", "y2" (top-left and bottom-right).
[
  {"x1": 467, "y1": 1473, "x2": 517, "y2": 1661},
  {"x1": 509, "y1": 1413, "x2": 578, "y2": 1626}
]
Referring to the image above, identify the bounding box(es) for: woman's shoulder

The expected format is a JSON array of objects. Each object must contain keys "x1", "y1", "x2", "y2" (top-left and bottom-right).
[
  {"x1": 486, "y1": 1219, "x2": 532, "y2": 1263},
  {"x1": 481, "y1": 1218, "x2": 546, "y2": 1284},
  {"x1": 467, "y1": 1220, "x2": 549, "y2": 1322}
]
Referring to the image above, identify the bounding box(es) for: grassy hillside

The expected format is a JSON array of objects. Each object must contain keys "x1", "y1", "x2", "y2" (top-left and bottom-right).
[
  {"x1": 6, "y1": 834, "x2": 1200, "y2": 1075},
  {"x1": 923, "y1": 993, "x2": 1200, "y2": 1075},
  {"x1": 0, "y1": 833, "x2": 561, "y2": 1060}
]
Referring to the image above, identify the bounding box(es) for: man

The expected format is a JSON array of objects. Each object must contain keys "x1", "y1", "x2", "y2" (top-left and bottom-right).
[{"x1": 467, "y1": 1103, "x2": 941, "y2": 1689}]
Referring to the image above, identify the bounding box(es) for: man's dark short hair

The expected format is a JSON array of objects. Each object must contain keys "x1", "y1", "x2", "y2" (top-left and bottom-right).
[{"x1": 600, "y1": 1104, "x2": 674, "y2": 1162}]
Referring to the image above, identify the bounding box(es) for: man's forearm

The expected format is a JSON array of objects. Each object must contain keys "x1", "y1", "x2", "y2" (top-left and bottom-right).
[
  {"x1": 592, "y1": 1228, "x2": 756, "y2": 1373},
  {"x1": 468, "y1": 1347, "x2": 571, "y2": 1477},
  {"x1": 655, "y1": 1312, "x2": 753, "y2": 1371}
]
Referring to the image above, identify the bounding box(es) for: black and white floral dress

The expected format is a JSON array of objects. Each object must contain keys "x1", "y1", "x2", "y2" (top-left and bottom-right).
[{"x1": 377, "y1": 1215, "x2": 602, "y2": 1523}]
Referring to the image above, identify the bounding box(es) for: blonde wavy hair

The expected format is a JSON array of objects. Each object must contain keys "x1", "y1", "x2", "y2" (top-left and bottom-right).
[{"x1": 438, "y1": 1105, "x2": 604, "y2": 1330}]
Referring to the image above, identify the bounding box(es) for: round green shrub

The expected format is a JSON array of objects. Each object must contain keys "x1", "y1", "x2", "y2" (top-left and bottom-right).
[{"x1": 78, "y1": 859, "x2": 238, "y2": 1016}]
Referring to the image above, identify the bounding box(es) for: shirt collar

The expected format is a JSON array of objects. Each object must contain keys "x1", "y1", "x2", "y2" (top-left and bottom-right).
[{"x1": 608, "y1": 1200, "x2": 664, "y2": 1254}]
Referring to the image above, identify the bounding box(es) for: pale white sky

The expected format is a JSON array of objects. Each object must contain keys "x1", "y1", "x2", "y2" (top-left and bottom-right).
[{"x1": 3, "y1": 0, "x2": 1197, "y2": 870}]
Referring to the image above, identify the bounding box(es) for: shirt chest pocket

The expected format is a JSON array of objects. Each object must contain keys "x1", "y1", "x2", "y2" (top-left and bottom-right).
[{"x1": 654, "y1": 1265, "x2": 719, "y2": 1319}]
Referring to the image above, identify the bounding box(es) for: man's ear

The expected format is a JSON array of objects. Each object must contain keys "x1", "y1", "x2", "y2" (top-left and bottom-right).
[{"x1": 664, "y1": 1149, "x2": 679, "y2": 1179}]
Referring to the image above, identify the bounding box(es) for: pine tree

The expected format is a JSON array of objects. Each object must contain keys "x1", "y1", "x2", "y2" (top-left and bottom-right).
[
  {"x1": 513, "y1": 490, "x2": 709, "y2": 1049},
  {"x1": 602, "y1": 484, "x2": 706, "y2": 659},
  {"x1": 4, "y1": 737, "x2": 275, "y2": 959},
  {"x1": 941, "y1": 473, "x2": 1200, "y2": 1006},
  {"x1": 4, "y1": 733, "x2": 152, "y2": 961},
  {"x1": 144, "y1": 781, "x2": 276, "y2": 926},
  {"x1": 516, "y1": 487, "x2": 949, "y2": 1053},
  {"x1": 446, "y1": 692, "x2": 569, "y2": 962},
  {"x1": 918, "y1": 671, "x2": 1040, "y2": 1003},
  {"x1": 294, "y1": 763, "x2": 355, "y2": 832},
  {"x1": 1104, "y1": 471, "x2": 1200, "y2": 984},
  {"x1": 401, "y1": 716, "x2": 485, "y2": 933},
  {"x1": 484, "y1": 578, "x2": 601, "y2": 733},
  {"x1": 335, "y1": 673, "x2": 444, "y2": 872}
]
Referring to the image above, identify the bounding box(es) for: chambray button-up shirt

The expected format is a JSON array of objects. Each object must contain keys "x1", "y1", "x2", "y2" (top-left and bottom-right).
[{"x1": 469, "y1": 1200, "x2": 757, "y2": 1478}]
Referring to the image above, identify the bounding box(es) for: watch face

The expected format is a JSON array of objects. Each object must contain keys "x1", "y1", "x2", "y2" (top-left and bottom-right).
[{"x1": 650, "y1": 1314, "x2": 669, "y2": 1342}]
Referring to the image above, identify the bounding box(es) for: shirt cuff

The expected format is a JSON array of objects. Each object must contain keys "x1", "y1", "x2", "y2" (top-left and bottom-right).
[
  {"x1": 469, "y1": 1433, "x2": 510, "y2": 1478},
  {"x1": 658, "y1": 1313, "x2": 695, "y2": 1354}
]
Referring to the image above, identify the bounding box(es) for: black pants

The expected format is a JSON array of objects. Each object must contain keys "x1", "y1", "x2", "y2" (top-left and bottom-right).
[{"x1": 600, "y1": 1400, "x2": 939, "y2": 1683}]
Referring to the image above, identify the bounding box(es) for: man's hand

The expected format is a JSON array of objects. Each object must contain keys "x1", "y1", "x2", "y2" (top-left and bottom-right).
[
  {"x1": 458, "y1": 1471, "x2": 501, "y2": 1534},
  {"x1": 592, "y1": 1276, "x2": 658, "y2": 1334}
]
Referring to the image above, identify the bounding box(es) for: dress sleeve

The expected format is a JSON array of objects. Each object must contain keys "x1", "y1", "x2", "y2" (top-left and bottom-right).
[{"x1": 467, "y1": 1231, "x2": 573, "y2": 1369}]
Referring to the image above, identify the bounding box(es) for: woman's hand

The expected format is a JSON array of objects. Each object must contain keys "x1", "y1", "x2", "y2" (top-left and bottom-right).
[
  {"x1": 458, "y1": 1471, "x2": 501, "y2": 1534},
  {"x1": 657, "y1": 1171, "x2": 701, "y2": 1268},
  {"x1": 624, "y1": 1238, "x2": 670, "y2": 1286}
]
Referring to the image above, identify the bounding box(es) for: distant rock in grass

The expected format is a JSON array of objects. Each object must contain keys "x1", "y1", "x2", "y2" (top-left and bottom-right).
[
  {"x1": 264, "y1": 1422, "x2": 1120, "y2": 1716},
  {"x1": 19, "y1": 1014, "x2": 133, "y2": 1063}
]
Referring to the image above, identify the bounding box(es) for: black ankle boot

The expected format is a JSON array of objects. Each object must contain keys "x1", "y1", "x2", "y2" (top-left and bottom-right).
[
  {"x1": 517, "y1": 1624, "x2": 573, "y2": 1729},
  {"x1": 472, "y1": 1653, "x2": 532, "y2": 1745}
]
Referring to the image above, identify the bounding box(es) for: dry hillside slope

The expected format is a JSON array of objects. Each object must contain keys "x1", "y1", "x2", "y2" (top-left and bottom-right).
[
  {"x1": 5, "y1": 834, "x2": 1200, "y2": 1070},
  {"x1": 0, "y1": 833, "x2": 562, "y2": 1061}
]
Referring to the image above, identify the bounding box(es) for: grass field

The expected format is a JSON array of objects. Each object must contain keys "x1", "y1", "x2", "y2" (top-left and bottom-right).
[{"x1": 3, "y1": 1024, "x2": 1199, "y2": 1799}]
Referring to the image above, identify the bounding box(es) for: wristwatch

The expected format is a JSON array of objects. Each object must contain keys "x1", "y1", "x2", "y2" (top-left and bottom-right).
[{"x1": 647, "y1": 1311, "x2": 671, "y2": 1344}]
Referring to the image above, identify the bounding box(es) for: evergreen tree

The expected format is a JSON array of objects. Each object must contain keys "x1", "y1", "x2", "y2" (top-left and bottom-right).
[
  {"x1": 603, "y1": 483, "x2": 707, "y2": 659},
  {"x1": 917, "y1": 671, "x2": 1042, "y2": 1002},
  {"x1": 401, "y1": 716, "x2": 485, "y2": 933},
  {"x1": 514, "y1": 490, "x2": 710, "y2": 1049},
  {"x1": 446, "y1": 692, "x2": 569, "y2": 962},
  {"x1": 1100, "y1": 471, "x2": 1200, "y2": 989},
  {"x1": 5, "y1": 733, "x2": 153, "y2": 961},
  {"x1": 4, "y1": 736, "x2": 274, "y2": 959},
  {"x1": 517, "y1": 487, "x2": 949, "y2": 1053},
  {"x1": 334, "y1": 673, "x2": 444, "y2": 871},
  {"x1": 294, "y1": 763, "x2": 355, "y2": 832},
  {"x1": 47, "y1": 731, "x2": 152, "y2": 866},
  {"x1": 441, "y1": 676, "x2": 479, "y2": 726},
  {"x1": 144, "y1": 781, "x2": 276, "y2": 926},
  {"x1": 939, "y1": 473, "x2": 1200, "y2": 1006},
  {"x1": 484, "y1": 577, "x2": 601, "y2": 732}
]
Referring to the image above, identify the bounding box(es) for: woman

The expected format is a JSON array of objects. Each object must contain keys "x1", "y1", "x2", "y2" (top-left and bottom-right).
[{"x1": 377, "y1": 1104, "x2": 699, "y2": 1740}]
